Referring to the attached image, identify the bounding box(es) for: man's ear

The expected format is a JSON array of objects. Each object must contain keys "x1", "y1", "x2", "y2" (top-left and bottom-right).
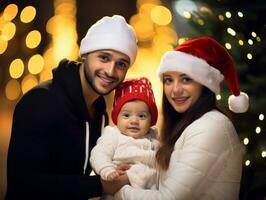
[{"x1": 81, "y1": 54, "x2": 87, "y2": 61}]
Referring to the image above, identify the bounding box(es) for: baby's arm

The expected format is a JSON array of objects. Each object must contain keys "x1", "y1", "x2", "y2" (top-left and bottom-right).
[
  {"x1": 107, "y1": 170, "x2": 120, "y2": 181},
  {"x1": 90, "y1": 126, "x2": 119, "y2": 180}
]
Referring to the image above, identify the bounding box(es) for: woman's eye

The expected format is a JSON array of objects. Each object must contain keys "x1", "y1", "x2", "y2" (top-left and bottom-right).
[
  {"x1": 182, "y1": 77, "x2": 192, "y2": 83},
  {"x1": 163, "y1": 77, "x2": 172, "y2": 84}
]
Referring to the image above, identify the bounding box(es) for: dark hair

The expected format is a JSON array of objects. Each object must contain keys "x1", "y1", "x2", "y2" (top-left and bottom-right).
[{"x1": 156, "y1": 87, "x2": 224, "y2": 170}]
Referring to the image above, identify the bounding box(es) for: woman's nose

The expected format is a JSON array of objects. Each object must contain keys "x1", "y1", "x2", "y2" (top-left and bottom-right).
[{"x1": 172, "y1": 82, "x2": 183, "y2": 95}]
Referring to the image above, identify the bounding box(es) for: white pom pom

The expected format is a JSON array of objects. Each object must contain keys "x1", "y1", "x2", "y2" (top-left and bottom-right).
[{"x1": 228, "y1": 92, "x2": 249, "y2": 113}]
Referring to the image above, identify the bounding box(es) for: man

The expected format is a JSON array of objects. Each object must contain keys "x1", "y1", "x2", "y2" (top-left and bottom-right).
[{"x1": 6, "y1": 15, "x2": 137, "y2": 200}]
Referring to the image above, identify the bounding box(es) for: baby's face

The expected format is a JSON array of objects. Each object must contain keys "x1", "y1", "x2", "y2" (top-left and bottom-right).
[{"x1": 117, "y1": 100, "x2": 151, "y2": 138}]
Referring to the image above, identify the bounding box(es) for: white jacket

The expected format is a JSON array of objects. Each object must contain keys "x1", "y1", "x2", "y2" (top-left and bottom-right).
[
  {"x1": 90, "y1": 126, "x2": 159, "y2": 189},
  {"x1": 115, "y1": 110, "x2": 245, "y2": 200}
]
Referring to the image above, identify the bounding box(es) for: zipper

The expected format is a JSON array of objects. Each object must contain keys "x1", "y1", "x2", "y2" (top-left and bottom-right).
[
  {"x1": 101, "y1": 115, "x2": 105, "y2": 135},
  {"x1": 83, "y1": 122, "x2": 89, "y2": 174}
]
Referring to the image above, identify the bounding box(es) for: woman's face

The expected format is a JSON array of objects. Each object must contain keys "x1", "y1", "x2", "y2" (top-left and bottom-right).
[{"x1": 163, "y1": 71, "x2": 203, "y2": 113}]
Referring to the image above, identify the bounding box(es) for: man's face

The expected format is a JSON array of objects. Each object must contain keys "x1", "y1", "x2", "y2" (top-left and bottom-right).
[{"x1": 83, "y1": 50, "x2": 131, "y2": 95}]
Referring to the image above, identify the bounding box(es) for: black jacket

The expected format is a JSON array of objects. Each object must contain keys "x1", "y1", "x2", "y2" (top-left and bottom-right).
[{"x1": 6, "y1": 59, "x2": 108, "y2": 200}]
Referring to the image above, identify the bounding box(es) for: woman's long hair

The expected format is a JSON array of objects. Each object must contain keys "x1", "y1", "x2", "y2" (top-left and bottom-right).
[{"x1": 156, "y1": 87, "x2": 223, "y2": 170}]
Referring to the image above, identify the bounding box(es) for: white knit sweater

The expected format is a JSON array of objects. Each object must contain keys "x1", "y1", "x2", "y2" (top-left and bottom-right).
[
  {"x1": 114, "y1": 110, "x2": 245, "y2": 200},
  {"x1": 90, "y1": 125, "x2": 159, "y2": 189}
]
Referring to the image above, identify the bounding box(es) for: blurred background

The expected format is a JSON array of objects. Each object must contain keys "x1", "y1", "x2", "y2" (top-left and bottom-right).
[{"x1": 0, "y1": 0, "x2": 265, "y2": 199}]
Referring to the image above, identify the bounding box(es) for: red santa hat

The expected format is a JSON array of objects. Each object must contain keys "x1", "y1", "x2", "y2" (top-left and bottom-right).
[
  {"x1": 111, "y1": 77, "x2": 158, "y2": 126},
  {"x1": 157, "y1": 36, "x2": 249, "y2": 113}
]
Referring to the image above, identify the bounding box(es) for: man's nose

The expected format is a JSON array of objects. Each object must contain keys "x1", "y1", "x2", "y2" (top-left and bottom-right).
[{"x1": 105, "y1": 62, "x2": 116, "y2": 76}]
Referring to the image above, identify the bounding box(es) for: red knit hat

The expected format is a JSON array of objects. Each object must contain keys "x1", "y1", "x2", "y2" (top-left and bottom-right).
[
  {"x1": 157, "y1": 36, "x2": 249, "y2": 113},
  {"x1": 111, "y1": 77, "x2": 158, "y2": 126}
]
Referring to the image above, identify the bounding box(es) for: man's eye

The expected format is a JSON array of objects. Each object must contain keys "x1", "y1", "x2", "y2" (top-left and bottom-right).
[
  {"x1": 117, "y1": 62, "x2": 128, "y2": 70},
  {"x1": 99, "y1": 55, "x2": 109, "y2": 62}
]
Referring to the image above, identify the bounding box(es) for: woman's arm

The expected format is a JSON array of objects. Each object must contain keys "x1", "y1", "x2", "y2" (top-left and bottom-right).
[{"x1": 114, "y1": 113, "x2": 239, "y2": 200}]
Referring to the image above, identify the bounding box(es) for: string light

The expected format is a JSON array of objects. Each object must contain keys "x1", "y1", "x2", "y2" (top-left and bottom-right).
[
  {"x1": 255, "y1": 126, "x2": 261, "y2": 134},
  {"x1": 248, "y1": 39, "x2": 253, "y2": 45},
  {"x1": 225, "y1": 11, "x2": 231, "y2": 18},
  {"x1": 256, "y1": 37, "x2": 261, "y2": 42},
  {"x1": 245, "y1": 160, "x2": 250, "y2": 166},
  {"x1": 237, "y1": 11, "x2": 243, "y2": 17},
  {"x1": 225, "y1": 43, "x2": 231, "y2": 49},
  {"x1": 259, "y1": 114, "x2": 264, "y2": 121},
  {"x1": 251, "y1": 32, "x2": 257, "y2": 37},
  {"x1": 183, "y1": 11, "x2": 191, "y2": 19},
  {"x1": 227, "y1": 27, "x2": 236, "y2": 36},
  {"x1": 238, "y1": 40, "x2": 244, "y2": 46},
  {"x1": 218, "y1": 14, "x2": 224, "y2": 21},
  {"x1": 247, "y1": 53, "x2": 252, "y2": 60},
  {"x1": 216, "y1": 94, "x2": 221, "y2": 100},
  {"x1": 243, "y1": 138, "x2": 249, "y2": 145}
]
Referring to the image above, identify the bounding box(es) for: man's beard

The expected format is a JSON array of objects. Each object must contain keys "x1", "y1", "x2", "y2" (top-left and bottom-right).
[{"x1": 83, "y1": 62, "x2": 118, "y2": 96}]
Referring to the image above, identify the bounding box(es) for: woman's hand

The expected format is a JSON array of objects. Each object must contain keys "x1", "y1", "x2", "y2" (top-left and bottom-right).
[{"x1": 101, "y1": 173, "x2": 129, "y2": 195}]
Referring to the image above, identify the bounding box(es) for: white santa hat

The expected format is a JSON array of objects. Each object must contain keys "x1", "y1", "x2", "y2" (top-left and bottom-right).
[
  {"x1": 157, "y1": 36, "x2": 249, "y2": 113},
  {"x1": 79, "y1": 15, "x2": 138, "y2": 65}
]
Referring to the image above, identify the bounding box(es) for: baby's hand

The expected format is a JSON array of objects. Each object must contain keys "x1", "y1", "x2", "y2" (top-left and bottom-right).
[{"x1": 107, "y1": 171, "x2": 120, "y2": 181}]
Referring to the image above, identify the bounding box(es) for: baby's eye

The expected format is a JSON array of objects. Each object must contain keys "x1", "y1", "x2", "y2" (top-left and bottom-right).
[
  {"x1": 138, "y1": 114, "x2": 147, "y2": 119},
  {"x1": 122, "y1": 113, "x2": 130, "y2": 118}
]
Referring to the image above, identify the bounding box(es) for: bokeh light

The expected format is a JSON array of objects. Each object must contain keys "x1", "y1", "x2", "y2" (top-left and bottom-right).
[
  {"x1": 28, "y1": 54, "x2": 45, "y2": 75},
  {"x1": 1, "y1": 21, "x2": 16, "y2": 40},
  {"x1": 9, "y1": 59, "x2": 24, "y2": 79},
  {"x1": 151, "y1": 6, "x2": 172, "y2": 26},
  {"x1": 3, "y1": 3, "x2": 18, "y2": 21},
  {"x1": 0, "y1": 36, "x2": 8, "y2": 54},
  {"x1": 20, "y1": 6, "x2": 36, "y2": 23},
  {"x1": 243, "y1": 138, "x2": 249, "y2": 145},
  {"x1": 5, "y1": 79, "x2": 21, "y2": 101},
  {"x1": 25, "y1": 30, "x2": 41, "y2": 49},
  {"x1": 21, "y1": 75, "x2": 39, "y2": 94}
]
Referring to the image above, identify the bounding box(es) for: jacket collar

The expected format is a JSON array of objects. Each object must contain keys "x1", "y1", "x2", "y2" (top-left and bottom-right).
[{"x1": 52, "y1": 59, "x2": 106, "y2": 122}]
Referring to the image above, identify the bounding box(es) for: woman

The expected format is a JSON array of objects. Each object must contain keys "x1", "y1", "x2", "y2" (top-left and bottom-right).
[{"x1": 110, "y1": 36, "x2": 249, "y2": 200}]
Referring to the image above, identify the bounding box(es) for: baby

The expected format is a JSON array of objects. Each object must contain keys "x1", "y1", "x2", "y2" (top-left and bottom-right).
[{"x1": 90, "y1": 77, "x2": 159, "y2": 197}]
